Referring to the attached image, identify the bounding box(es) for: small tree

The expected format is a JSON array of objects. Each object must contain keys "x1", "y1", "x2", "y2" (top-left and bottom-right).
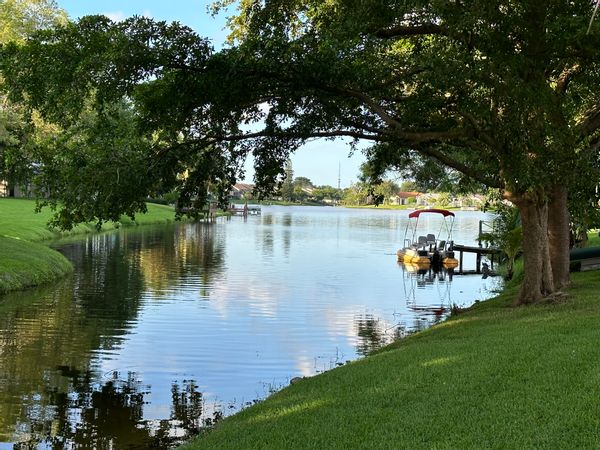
[
  {"x1": 481, "y1": 205, "x2": 523, "y2": 281},
  {"x1": 278, "y1": 159, "x2": 294, "y2": 201}
]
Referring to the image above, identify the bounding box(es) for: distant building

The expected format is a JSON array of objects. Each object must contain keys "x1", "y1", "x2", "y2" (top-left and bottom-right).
[
  {"x1": 390, "y1": 191, "x2": 421, "y2": 206},
  {"x1": 0, "y1": 180, "x2": 31, "y2": 198},
  {"x1": 415, "y1": 192, "x2": 486, "y2": 210},
  {"x1": 230, "y1": 183, "x2": 254, "y2": 200},
  {"x1": 459, "y1": 194, "x2": 486, "y2": 210},
  {"x1": 416, "y1": 193, "x2": 440, "y2": 207}
]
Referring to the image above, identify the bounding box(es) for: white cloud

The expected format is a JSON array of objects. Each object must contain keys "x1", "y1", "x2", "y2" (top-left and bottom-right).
[
  {"x1": 103, "y1": 10, "x2": 153, "y2": 23},
  {"x1": 104, "y1": 11, "x2": 126, "y2": 22}
]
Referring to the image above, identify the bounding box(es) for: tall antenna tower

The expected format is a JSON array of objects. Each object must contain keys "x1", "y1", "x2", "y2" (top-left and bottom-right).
[{"x1": 337, "y1": 161, "x2": 341, "y2": 190}]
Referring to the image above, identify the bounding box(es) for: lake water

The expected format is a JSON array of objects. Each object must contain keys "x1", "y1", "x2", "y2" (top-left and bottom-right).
[{"x1": 0, "y1": 206, "x2": 500, "y2": 449}]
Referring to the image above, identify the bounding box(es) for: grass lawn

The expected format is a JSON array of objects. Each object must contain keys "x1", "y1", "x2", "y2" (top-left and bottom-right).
[
  {"x1": 0, "y1": 198, "x2": 179, "y2": 241},
  {"x1": 181, "y1": 271, "x2": 600, "y2": 449},
  {"x1": 587, "y1": 231, "x2": 600, "y2": 247},
  {"x1": 0, "y1": 236, "x2": 73, "y2": 294},
  {"x1": 0, "y1": 198, "x2": 180, "y2": 294}
]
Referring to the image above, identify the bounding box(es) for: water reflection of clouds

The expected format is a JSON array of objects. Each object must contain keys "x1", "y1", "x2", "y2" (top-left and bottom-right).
[
  {"x1": 295, "y1": 355, "x2": 315, "y2": 377},
  {"x1": 207, "y1": 257, "x2": 400, "y2": 365},
  {"x1": 207, "y1": 274, "x2": 285, "y2": 320},
  {"x1": 188, "y1": 273, "x2": 381, "y2": 378}
]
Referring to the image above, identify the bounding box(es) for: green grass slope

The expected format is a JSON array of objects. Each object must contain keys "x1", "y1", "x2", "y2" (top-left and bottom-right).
[
  {"x1": 0, "y1": 198, "x2": 180, "y2": 294},
  {"x1": 0, "y1": 198, "x2": 178, "y2": 241},
  {"x1": 182, "y1": 272, "x2": 600, "y2": 450},
  {"x1": 0, "y1": 236, "x2": 73, "y2": 294}
]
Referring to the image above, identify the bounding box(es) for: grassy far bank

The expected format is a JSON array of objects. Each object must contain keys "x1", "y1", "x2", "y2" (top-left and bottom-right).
[
  {"x1": 0, "y1": 198, "x2": 180, "y2": 241},
  {"x1": 182, "y1": 271, "x2": 600, "y2": 450},
  {"x1": 0, "y1": 198, "x2": 181, "y2": 294},
  {"x1": 587, "y1": 232, "x2": 600, "y2": 247}
]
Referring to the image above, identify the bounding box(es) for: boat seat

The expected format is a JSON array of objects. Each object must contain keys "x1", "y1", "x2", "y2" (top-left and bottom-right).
[
  {"x1": 417, "y1": 236, "x2": 428, "y2": 248},
  {"x1": 426, "y1": 234, "x2": 436, "y2": 245},
  {"x1": 438, "y1": 240, "x2": 446, "y2": 251}
]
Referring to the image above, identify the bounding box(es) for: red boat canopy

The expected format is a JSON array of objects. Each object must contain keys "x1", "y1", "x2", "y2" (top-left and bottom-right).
[{"x1": 408, "y1": 208, "x2": 455, "y2": 219}]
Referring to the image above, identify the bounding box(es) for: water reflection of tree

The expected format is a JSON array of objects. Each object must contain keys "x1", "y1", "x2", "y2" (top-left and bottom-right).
[
  {"x1": 354, "y1": 314, "x2": 403, "y2": 356},
  {"x1": 355, "y1": 315, "x2": 414, "y2": 357},
  {"x1": 0, "y1": 240, "x2": 148, "y2": 444},
  {"x1": 355, "y1": 315, "x2": 389, "y2": 356},
  {"x1": 0, "y1": 224, "x2": 225, "y2": 447},
  {"x1": 59, "y1": 231, "x2": 146, "y2": 330},
  {"x1": 63, "y1": 223, "x2": 228, "y2": 298},
  {"x1": 13, "y1": 371, "x2": 210, "y2": 450},
  {"x1": 135, "y1": 223, "x2": 227, "y2": 296}
]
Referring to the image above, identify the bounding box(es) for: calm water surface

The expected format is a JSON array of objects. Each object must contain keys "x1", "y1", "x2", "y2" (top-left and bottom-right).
[{"x1": 0, "y1": 206, "x2": 499, "y2": 449}]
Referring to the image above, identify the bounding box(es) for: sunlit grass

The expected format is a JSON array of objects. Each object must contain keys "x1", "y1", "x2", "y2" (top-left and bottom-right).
[
  {"x1": 0, "y1": 198, "x2": 181, "y2": 294},
  {"x1": 0, "y1": 198, "x2": 179, "y2": 241},
  {"x1": 0, "y1": 236, "x2": 72, "y2": 294},
  {"x1": 587, "y1": 231, "x2": 600, "y2": 247},
  {"x1": 181, "y1": 271, "x2": 600, "y2": 450}
]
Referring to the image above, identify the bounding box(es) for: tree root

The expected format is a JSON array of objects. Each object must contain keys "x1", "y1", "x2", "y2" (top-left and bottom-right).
[{"x1": 537, "y1": 291, "x2": 570, "y2": 305}]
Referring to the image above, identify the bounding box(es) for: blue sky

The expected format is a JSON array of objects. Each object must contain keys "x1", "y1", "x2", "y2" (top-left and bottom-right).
[{"x1": 56, "y1": 1, "x2": 366, "y2": 188}]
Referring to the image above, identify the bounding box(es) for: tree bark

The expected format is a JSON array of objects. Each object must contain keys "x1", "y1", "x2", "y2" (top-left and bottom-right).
[
  {"x1": 547, "y1": 185, "x2": 571, "y2": 290},
  {"x1": 512, "y1": 192, "x2": 555, "y2": 305}
]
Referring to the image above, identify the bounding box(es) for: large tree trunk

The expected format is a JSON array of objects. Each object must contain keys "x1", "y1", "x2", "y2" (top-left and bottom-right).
[
  {"x1": 512, "y1": 192, "x2": 555, "y2": 305},
  {"x1": 547, "y1": 185, "x2": 570, "y2": 290}
]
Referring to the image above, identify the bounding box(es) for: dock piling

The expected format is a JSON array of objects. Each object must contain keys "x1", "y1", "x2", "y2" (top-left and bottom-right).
[{"x1": 453, "y1": 244, "x2": 500, "y2": 275}]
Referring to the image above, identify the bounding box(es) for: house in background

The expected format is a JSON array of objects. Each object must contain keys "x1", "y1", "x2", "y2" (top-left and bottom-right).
[
  {"x1": 459, "y1": 194, "x2": 486, "y2": 210},
  {"x1": 229, "y1": 183, "x2": 254, "y2": 200},
  {"x1": 0, "y1": 180, "x2": 31, "y2": 198},
  {"x1": 390, "y1": 191, "x2": 421, "y2": 206},
  {"x1": 416, "y1": 193, "x2": 440, "y2": 207},
  {"x1": 415, "y1": 192, "x2": 486, "y2": 209}
]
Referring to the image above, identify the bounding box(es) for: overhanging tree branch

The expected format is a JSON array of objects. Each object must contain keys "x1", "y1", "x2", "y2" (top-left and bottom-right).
[
  {"x1": 417, "y1": 144, "x2": 503, "y2": 188},
  {"x1": 321, "y1": 85, "x2": 469, "y2": 145},
  {"x1": 211, "y1": 129, "x2": 382, "y2": 143},
  {"x1": 555, "y1": 63, "x2": 581, "y2": 94},
  {"x1": 375, "y1": 24, "x2": 446, "y2": 39},
  {"x1": 577, "y1": 101, "x2": 600, "y2": 140},
  {"x1": 459, "y1": 111, "x2": 496, "y2": 148}
]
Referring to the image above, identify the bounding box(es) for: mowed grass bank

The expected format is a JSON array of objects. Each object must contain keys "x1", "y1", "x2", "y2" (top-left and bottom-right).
[
  {"x1": 0, "y1": 198, "x2": 180, "y2": 294},
  {"x1": 182, "y1": 272, "x2": 600, "y2": 450}
]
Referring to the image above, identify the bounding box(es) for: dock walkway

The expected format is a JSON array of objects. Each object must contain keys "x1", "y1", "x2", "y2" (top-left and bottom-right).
[{"x1": 453, "y1": 244, "x2": 500, "y2": 274}]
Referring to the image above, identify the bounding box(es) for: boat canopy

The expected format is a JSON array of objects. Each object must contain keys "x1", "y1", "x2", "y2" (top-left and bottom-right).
[{"x1": 408, "y1": 209, "x2": 455, "y2": 219}]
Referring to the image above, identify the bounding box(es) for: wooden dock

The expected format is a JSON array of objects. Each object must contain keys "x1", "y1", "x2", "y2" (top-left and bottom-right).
[
  {"x1": 230, "y1": 205, "x2": 261, "y2": 217},
  {"x1": 453, "y1": 244, "x2": 500, "y2": 274}
]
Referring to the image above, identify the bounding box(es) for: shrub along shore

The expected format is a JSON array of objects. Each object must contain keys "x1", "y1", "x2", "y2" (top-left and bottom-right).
[
  {"x1": 0, "y1": 198, "x2": 181, "y2": 295},
  {"x1": 181, "y1": 269, "x2": 600, "y2": 449}
]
